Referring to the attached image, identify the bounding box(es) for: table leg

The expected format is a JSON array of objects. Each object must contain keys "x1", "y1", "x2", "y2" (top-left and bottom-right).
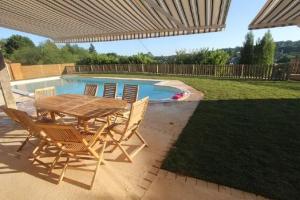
[
  {"x1": 107, "y1": 116, "x2": 111, "y2": 126},
  {"x1": 50, "y1": 112, "x2": 55, "y2": 121},
  {"x1": 82, "y1": 120, "x2": 89, "y2": 131}
]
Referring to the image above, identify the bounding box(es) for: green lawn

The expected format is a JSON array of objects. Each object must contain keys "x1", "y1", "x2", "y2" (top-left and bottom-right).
[{"x1": 81, "y1": 74, "x2": 300, "y2": 200}]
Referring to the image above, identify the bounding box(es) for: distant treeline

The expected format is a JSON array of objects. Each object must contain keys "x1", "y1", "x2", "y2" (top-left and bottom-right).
[{"x1": 0, "y1": 33, "x2": 299, "y2": 65}]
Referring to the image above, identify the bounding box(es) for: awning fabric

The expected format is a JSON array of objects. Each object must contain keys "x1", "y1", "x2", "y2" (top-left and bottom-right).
[
  {"x1": 0, "y1": 0, "x2": 231, "y2": 43},
  {"x1": 249, "y1": 0, "x2": 300, "y2": 30}
]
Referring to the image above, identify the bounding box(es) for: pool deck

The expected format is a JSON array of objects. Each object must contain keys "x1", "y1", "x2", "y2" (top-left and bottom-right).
[{"x1": 0, "y1": 79, "x2": 269, "y2": 200}]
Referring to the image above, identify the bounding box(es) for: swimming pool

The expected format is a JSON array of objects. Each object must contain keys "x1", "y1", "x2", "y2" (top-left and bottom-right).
[{"x1": 12, "y1": 76, "x2": 184, "y2": 101}]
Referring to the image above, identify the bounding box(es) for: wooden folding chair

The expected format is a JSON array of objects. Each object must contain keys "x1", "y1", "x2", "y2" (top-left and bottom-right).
[
  {"x1": 107, "y1": 97, "x2": 149, "y2": 162},
  {"x1": 103, "y1": 83, "x2": 117, "y2": 98},
  {"x1": 37, "y1": 123, "x2": 108, "y2": 189},
  {"x1": 84, "y1": 84, "x2": 98, "y2": 96},
  {"x1": 93, "y1": 83, "x2": 118, "y2": 124},
  {"x1": 116, "y1": 84, "x2": 139, "y2": 119},
  {"x1": 122, "y1": 84, "x2": 139, "y2": 104},
  {"x1": 3, "y1": 107, "x2": 42, "y2": 152},
  {"x1": 35, "y1": 87, "x2": 56, "y2": 118}
]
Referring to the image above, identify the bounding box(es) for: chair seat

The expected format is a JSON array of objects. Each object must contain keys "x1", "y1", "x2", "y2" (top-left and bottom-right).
[
  {"x1": 80, "y1": 131, "x2": 98, "y2": 141},
  {"x1": 116, "y1": 109, "x2": 130, "y2": 119},
  {"x1": 108, "y1": 116, "x2": 128, "y2": 134},
  {"x1": 111, "y1": 123, "x2": 126, "y2": 134},
  {"x1": 62, "y1": 143, "x2": 87, "y2": 152}
]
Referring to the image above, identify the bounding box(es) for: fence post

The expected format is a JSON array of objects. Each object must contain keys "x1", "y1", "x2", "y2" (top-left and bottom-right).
[
  {"x1": 241, "y1": 65, "x2": 244, "y2": 78},
  {"x1": 90, "y1": 65, "x2": 94, "y2": 72},
  {"x1": 156, "y1": 64, "x2": 159, "y2": 74},
  {"x1": 128, "y1": 65, "x2": 131, "y2": 73},
  {"x1": 286, "y1": 63, "x2": 292, "y2": 80},
  {"x1": 142, "y1": 63, "x2": 144, "y2": 73},
  {"x1": 214, "y1": 65, "x2": 217, "y2": 77},
  {"x1": 192, "y1": 64, "x2": 195, "y2": 76}
]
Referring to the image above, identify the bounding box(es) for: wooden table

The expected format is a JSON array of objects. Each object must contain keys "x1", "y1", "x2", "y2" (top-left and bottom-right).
[{"x1": 35, "y1": 94, "x2": 127, "y2": 130}]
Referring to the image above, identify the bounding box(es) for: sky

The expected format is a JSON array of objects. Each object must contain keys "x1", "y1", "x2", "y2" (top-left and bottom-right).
[{"x1": 0, "y1": 0, "x2": 299, "y2": 56}]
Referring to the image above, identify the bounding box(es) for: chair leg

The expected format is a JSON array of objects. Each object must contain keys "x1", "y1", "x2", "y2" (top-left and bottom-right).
[
  {"x1": 105, "y1": 133, "x2": 118, "y2": 153},
  {"x1": 117, "y1": 142, "x2": 133, "y2": 162},
  {"x1": 49, "y1": 151, "x2": 62, "y2": 174},
  {"x1": 106, "y1": 141, "x2": 118, "y2": 153},
  {"x1": 17, "y1": 134, "x2": 31, "y2": 152},
  {"x1": 135, "y1": 130, "x2": 148, "y2": 147},
  {"x1": 129, "y1": 143, "x2": 147, "y2": 159},
  {"x1": 58, "y1": 156, "x2": 69, "y2": 184},
  {"x1": 32, "y1": 140, "x2": 47, "y2": 162},
  {"x1": 90, "y1": 140, "x2": 107, "y2": 190}
]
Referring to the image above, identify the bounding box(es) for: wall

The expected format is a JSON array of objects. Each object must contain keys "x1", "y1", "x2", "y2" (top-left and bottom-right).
[{"x1": 9, "y1": 63, "x2": 75, "y2": 80}]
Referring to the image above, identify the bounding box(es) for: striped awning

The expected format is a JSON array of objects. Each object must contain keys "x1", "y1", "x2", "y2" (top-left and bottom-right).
[
  {"x1": 249, "y1": 0, "x2": 300, "y2": 30},
  {"x1": 0, "y1": 0, "x2": 231, "y2": 43}
]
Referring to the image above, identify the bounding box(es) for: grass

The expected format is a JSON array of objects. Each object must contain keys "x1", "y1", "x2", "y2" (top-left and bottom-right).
[{"x1": 80, "y1": 73, "x2": 300, "y2": 200}]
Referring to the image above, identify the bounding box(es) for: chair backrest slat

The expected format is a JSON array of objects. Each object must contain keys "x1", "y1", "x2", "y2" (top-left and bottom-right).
[
  {"x1": 122, "y1": 84, "x2": 139, "y2": 104},
  {"x1": 84, "y1": 84, "x2": 98, "y2": 96},
  {"x1": 8, "y1": 108, "x2": 41, "y2": 135},
  {"x1": 34, "y1": 87, "x2": 56, "y2": 101},
  {"x1": 37, "y1": 124, "x2": 82, "y2": 143},
  {"x1": 103, "y1": 83, "x2": 117, "y2": 99},
  {"x1": 37, "y1": 123, "x2": 107, "y2": 150},
  {"x1": 124, "y1": 97, "x2": 149, "y2": 137}
]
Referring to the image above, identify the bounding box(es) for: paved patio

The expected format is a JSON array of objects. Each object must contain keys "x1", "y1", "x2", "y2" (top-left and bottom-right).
[{"x1": 0, "y1": 81, "x2": 269, "y2": 200}]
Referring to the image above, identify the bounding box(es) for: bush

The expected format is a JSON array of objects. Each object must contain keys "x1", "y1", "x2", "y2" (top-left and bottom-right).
[{"x1": 175, "y1": 49, "x2": 229, "y2": 65}]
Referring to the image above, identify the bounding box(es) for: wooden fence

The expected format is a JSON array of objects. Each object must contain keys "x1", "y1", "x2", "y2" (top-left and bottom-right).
[
  {"x1": 9, "y1": 63, "x2": 75, "y2": 80},
  {"x1": 66, "y1": 63, "x2": 300, "y2": 80}
]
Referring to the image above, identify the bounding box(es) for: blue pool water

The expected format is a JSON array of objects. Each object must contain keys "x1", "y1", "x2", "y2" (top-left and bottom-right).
[{"x1": 13, "y1": 76, "x2": 182, "y2": 101}]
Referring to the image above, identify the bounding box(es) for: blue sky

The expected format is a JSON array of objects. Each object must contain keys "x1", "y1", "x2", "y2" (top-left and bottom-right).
[{"x1": 0, "y1": 0, "x2": 299, "y2": 56}]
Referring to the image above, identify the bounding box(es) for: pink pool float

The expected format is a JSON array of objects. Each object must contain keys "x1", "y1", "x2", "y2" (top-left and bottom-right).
[{"x1": 172, "y1": 92, "x2": 185, "y2": 100}]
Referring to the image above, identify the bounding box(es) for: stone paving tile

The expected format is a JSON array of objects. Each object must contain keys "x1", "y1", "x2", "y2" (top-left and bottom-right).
[{"x1": 144, "y1": 170, "x2": 271, "y2": 200}]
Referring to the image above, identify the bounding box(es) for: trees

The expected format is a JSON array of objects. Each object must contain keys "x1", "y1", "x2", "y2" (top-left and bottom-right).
[
  {"x1": 39, "y1": 40, "x2": 63, "y2": 64},
  {"x1": 88, "y1": 44, "x2": 96, "y2": 53},
  {"x1": 0, "y1": 39, "x2": 6, "y2": 50},
  {"x1": 5, "y1": 37, "x2": 90, "y2": 64},
  {"x1": 257, "y1": 31, "x2": 276, "y2": 65},
  {"x1": 4, "y1": 35, "x2": 35, "y2": 55},
  {"x1": 240, "y1": 32, "x2": 254, "y2": 64},
  {"x1": 76, "y1": 52, "x2": 156, "y2": 65},
  {"x1": 207, "y1": 50, "x2": 230, "y2": 65},
  {"x1": 0, "y1": 32, "x2": 289, "y2": 65},
  {"x1": 0, "y1": 39, "x2": 7, "y2": 57},
  {"x1": 11, "y1": 47, "x2": 41, "y2": 65},
  {"x1": 240, "y1": 31, "x2": 276, "y2": 65},
  {"x1": 173, "y1": 49, "x2": 229, "y2": 65},
  {"x1": 76, "y1": 53, "x2": 119, "y2": 65},
  {"x1": 127, "y1": 53, "x2": 156, "y2": 64}
]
